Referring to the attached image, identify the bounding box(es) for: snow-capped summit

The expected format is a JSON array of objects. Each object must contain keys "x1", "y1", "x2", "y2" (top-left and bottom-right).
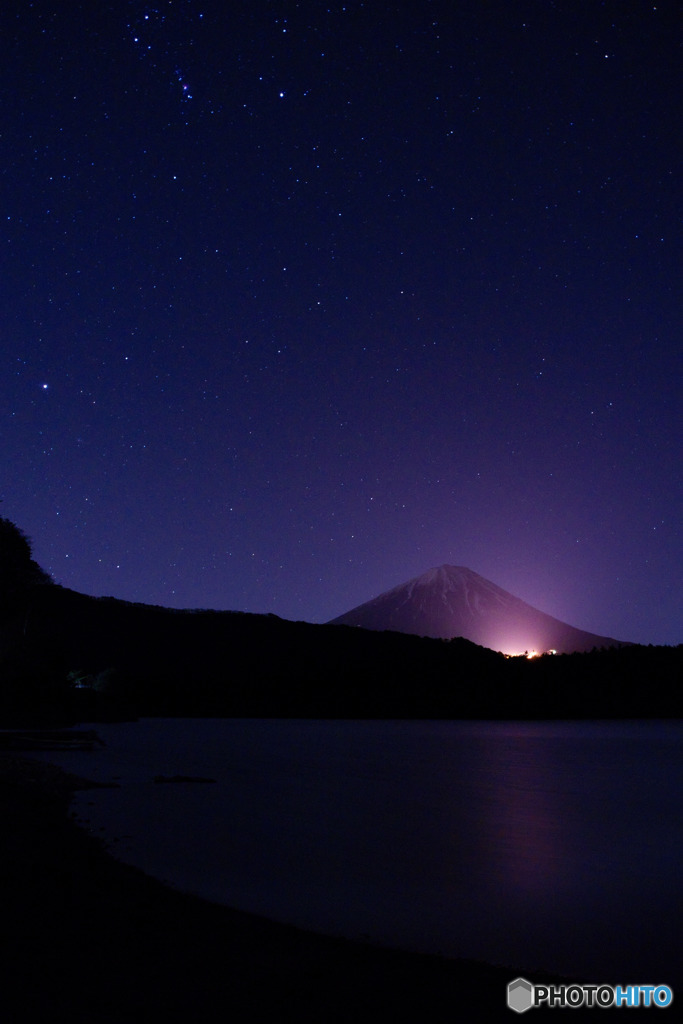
[{"x1": 329, "y1": 565, "x2": 625, "y2": 654}]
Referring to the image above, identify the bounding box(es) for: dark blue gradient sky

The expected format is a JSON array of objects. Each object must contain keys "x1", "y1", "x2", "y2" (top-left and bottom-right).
[{"x1": 3, "y1": 1, "x2": 680, "y2": 645}]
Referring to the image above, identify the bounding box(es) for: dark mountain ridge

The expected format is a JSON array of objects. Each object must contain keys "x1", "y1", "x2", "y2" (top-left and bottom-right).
[{"x1": 0, "y1": 517, "x2": 678, "y2": 721}]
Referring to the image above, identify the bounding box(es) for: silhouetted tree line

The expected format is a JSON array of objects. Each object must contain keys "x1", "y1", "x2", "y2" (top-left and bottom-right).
[
  {"x1": 0, "y1": 516, "x2": 680, "y2": 722},
  {"x1": 0, "y1": 518, "x2": 67, "y2": 721}
]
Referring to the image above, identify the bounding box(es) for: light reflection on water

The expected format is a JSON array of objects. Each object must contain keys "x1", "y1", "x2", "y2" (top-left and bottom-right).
[{"x1": 34, "y1": 719, "x2": 683, "y2": 983}]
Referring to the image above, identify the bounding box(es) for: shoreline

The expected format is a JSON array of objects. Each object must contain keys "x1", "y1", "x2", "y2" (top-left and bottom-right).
[{"x1": 0, "y1": 754, "x2": 611, "y2": 1021}]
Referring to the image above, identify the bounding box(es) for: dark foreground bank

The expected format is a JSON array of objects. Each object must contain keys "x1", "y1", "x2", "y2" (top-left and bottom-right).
[{"x1": 0, "y1": 756, "x2": 619, "y2": 1023}]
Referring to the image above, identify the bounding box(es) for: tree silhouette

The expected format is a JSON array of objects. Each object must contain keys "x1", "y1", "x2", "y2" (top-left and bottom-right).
[{"x1": 0, "y1": 517, "x2": 53, "y2": 593}]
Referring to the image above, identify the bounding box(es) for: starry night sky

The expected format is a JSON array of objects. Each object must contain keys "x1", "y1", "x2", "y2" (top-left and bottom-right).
[{"x1": 3, "y1": 1, "x2": 680, "y2": 645}]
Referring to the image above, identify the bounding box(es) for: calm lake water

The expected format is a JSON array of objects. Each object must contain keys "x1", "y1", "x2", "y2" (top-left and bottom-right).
[{"x1": 35, "y1": 718, "x2": 683, "y2": 984}]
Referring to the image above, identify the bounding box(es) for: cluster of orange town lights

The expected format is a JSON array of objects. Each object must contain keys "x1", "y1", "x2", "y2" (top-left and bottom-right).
[{"x1": 502, "y1": 649, "x2": 557, "y2": 659}]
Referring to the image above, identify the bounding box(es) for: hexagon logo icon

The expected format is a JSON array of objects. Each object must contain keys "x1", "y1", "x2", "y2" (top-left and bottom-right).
[{"x1": 508, "y1": 977, "x2": 534, "y2": 1013}]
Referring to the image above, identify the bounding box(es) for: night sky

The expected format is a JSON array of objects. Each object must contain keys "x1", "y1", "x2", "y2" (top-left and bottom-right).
[{"x1": 3, "y1": 1, "x2": 680, "y2": 645}]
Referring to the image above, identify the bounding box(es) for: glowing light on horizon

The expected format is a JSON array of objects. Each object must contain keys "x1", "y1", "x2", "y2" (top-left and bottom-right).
[
  {"x1": 500, "y1": 646, "x2": 557, "y2": 658},
  {"x1": 497, "y1": 641, "x2": 538, "y2": 657}
]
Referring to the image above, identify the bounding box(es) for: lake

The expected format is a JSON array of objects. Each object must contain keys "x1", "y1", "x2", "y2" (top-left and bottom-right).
[{"x1": 34, "y1": 718, "x2": 683, "y2": 985}]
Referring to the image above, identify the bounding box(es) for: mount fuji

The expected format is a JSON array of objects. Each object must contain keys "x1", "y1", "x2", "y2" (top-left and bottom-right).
[{"x1": 329, "y1": 566, "x2": 626, "y2": 654}]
